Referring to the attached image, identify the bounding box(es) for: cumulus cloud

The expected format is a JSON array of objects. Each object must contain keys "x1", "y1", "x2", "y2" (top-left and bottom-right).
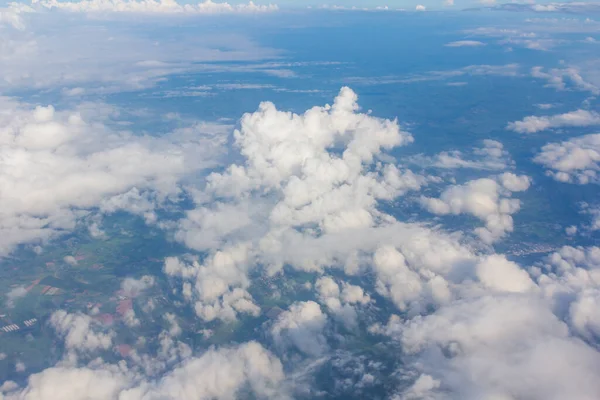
[
  {"x1": 537, "y1": 246, "x2": 600, "y2": 334},
  {"x1": 315, "y1": 276, "x2": 370, "y2": 328},
  {"x1": 0, "y1": 97, "x2": 227, "y2": 255},
  {"x1": 507, "y1": 109, "x2": 600, "y2": 133},
  {"x1": 50, "y1": 310, "x2": 114, "y2": 353},
  {"x1": 271, "y1": 301, "x2": 328, "y2": 357},
  {"x1": 534, "y1": 133, "x2": 600, "y2": 184},
  {"x1": 380, "y1": 294, "x2": 600, "y2": 400},
  {"x1": 420, "y1": 173, "x2": 530, "y2": 243},
  {"x1": 445, "y1": 40, "x2": 486, "y2": 47},
  {"x1": 6, "y1": 341, "x2": 286, "y2": 400},
  {"x1": 170, "y1": 87, "x2": 423, "y2": 315},
  {"x1": 30, "y1": 0, "x2": 278, "y2": 14},
  {"x1": 363, "y1": 241, "x2": 600, "y2": 399},
  {"x1": 164, "y1": 248, "x2": 261, "y2": 322},
  {"x1": 5, "y1": 286, "x2": 27, "y2": 308},
  {"x1": 0, "y1": 10, "x2": 279, "y2": 92},
  {"x1": 372, "y1": 245, "x2": 451, "y2": 312},
  {"x1": 475, "y1": 254, "x2": 535, "y2": 293}
]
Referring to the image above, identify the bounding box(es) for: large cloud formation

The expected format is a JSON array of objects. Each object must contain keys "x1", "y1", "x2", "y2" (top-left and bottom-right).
[{"x1": 170, "y1": 87, "x2": 421, "y2": 321}]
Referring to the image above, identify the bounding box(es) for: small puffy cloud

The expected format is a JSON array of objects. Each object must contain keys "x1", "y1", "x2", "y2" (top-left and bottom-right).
[
  {"x1": 315, "y1": 276, "x2": 370, "y2": 328},
  {"x1": 271, "y1": 301, "x2": 328, "y2": 357},
  {"x1": 415, "y1": 4, "x2": 426, "y2": 11},
  {"x1": 507, "y1": 109, "x2": 600, "y2": 133},
  {"x1": 147, "y1": 341, "x2": 285, "y2": 399},
  {"x1": 499, "y1": 172, "x2": 531, "y2": 192},
  {"x1": 63, "y1": 256, "x2": 78, "y2": 266},
  {"x1": 445, "y1": 40, "x2": 486, "y2": 47},
  {"x1": 49, "y1": 310, "x2": 114, "y2": 353},
  {"x1": 121, "y1": 275, "x2": 154, "y2": 297},
  {"x1": 534, "y1": 133, "x2": 600, "y2": 184},
  {"x1": 408, "y1": 140, "x2": 511, "y2": 171}
]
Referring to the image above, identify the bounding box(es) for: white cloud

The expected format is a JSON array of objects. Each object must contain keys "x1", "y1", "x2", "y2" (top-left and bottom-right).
[
  {"x1": 0, "y1": 97, "x2": 227, "y2": 255},
  {"x1": 569, "y1": 289, "x2": 600, "y2": 340},
  {"x1": 163, "y1": 247, "x2": 261, "y2": 322},
  {"x1": 6, "y1": 286, "x2": 27, "y2": 308},
  {"x1": 445, "y1": 40, "x2": 486, "y2": 47},
  {"x1": 271, "y1": 301, "x2": 328, "y2": 357},
  {"x1": 499, "y1": 171, "x2": 531, "y2": 191},
  {"x1": 420, "y1": 173, "x2": 530, "y2": 243},
  {"x1": 121, "y1": 276, "x2": 154, "y2": 297},
  {"x1": 27, "y1": 0, "x2": 278, "y2": 14},
  {"x1": 49, "y1": 310, "x2": 114, "y2": 353},
  {"x1": 164, "y1": 313, "x2": 182, "y2": 337},
  {"x1": 315, "y1": 276, "x2": 370, "y2": 328},
  {"x1": 534, "y1": 133, "x2": 600, "y2": 184},
  {"x1": 122, "y1": 309, "x2": 141, "y2": 328},
  {"x1": 415, "y1": 5, "x2": 426, "y2": 11},
  {"x1": 0, "y1": 11, "x2": 279, "y2": 92},
  {"x1": 507, "y1": 109, "x2": 600, "y2": 133},
  {"x1": 476, "y1": 254, "x2": 535, "y2": 293},
  {"x1": 6, "y1": 341, "x2": 286, "y2": 400},
  {"x1": 381, "y1": 294, "x2": 600, "y2": 400},
  {"x1": 63, "y1": 256, "x2": 78, "y2": 266},
  {"x1": 175, "y1": 87, "x2": 419, "y2": 279},
  {"x1": 316, "y1": 5, "x2": 401, "y2": 11}
]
